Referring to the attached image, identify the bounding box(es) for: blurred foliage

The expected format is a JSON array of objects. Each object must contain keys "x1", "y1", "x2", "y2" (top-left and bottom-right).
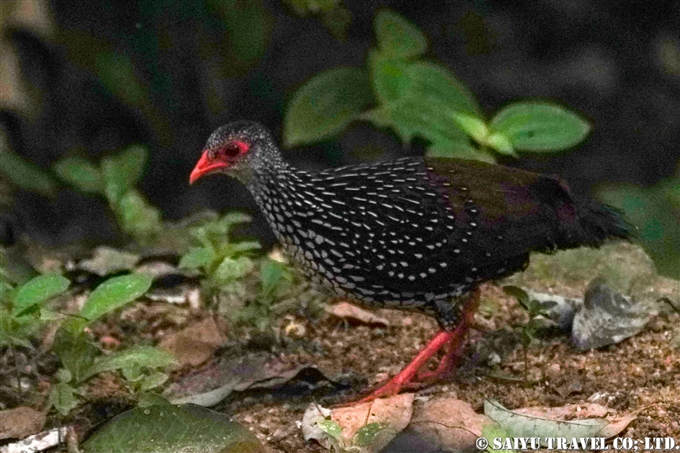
[
  {"x1": 599, "y1": 178, "x2": 680, "y2": 280},
  {"x1": 285, "y1": 0, "x2": 351, "y2": 39},
  {"x1": 284, "y1": 10, "x2": 591, "y2": 161},
  {"x1": 54, "y1": 145, "x2": 162, "y2": 243}
]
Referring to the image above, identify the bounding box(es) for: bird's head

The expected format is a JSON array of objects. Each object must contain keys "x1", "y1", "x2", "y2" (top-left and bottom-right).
[{"x1": 190, "y1": 121, "x2": 279, "y2": 185}]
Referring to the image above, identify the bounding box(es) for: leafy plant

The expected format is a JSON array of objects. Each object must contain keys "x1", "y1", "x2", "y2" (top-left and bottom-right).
[
  {"x1": 48, "y1": 273, "x2": 176, "y2": 416},
  {"x1": 179, "y1": 212, "x2": 260, "y2": 303},
  {"x1": 0, "y1": 273, "x2": 70, "y2": 349},
  {"x1": 502, "y1": 285, "x2": 556, "y2": 381},
  {"x1": 53, "y1": 145, "x2": 162, "y2": 244},
  {"x1": 284, "y1": 10, "x2": 590, "y2": 161},
  {"x1": 236, "y1": 258, "x2": 296, "y2": 330},
  {"x1": 599, "y1": 178, "x2": 680, "y2": 280}
]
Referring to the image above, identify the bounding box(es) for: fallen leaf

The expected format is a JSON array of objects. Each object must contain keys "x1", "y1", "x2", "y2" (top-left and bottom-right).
[
  {"x1": 159, "y1": 316, "x2": 226, "y2": 367},
  {"x1": 409, "y1": 396, "x2": 494, "y2": 451},
  {"x1": 302, "y1": 394, "x2": 413, "y2": 452},
  {"x1": 485, "y1": 400, "x2": 636, "y2": 442},
  {"x1": 514, "y1": 403, "x2": 609, "y2": 419},
  {"x1": 326, "y1": 302, "x2": 389, "y2": 326},
  {"x1": 0, "y1": 407, "x2": 46, "y2": 440}
]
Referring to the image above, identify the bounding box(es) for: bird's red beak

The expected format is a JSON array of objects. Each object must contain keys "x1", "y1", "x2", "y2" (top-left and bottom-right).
[{"x1": 189, "y1": 150, "x2": 228, "y2": 184}]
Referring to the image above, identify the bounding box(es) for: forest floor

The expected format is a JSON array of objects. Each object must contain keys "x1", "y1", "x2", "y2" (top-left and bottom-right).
[{"x1": 3, "y1": 243, "x2": 680, "y2": 453}]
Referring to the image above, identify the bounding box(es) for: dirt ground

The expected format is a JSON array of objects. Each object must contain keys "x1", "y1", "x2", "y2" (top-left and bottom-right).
[{"x1": 4, "y1": 243, "x2": 679, "y2": 453}]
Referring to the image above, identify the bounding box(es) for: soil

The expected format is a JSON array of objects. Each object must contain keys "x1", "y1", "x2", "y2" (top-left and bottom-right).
[{"x1": 3, "y1": 243, "x2": 679, "y2": 452}]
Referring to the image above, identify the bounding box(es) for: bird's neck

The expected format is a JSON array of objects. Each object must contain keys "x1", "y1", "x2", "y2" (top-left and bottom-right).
[{"x1": 246, "y1": 161, "x2": 310, "y2": 215}]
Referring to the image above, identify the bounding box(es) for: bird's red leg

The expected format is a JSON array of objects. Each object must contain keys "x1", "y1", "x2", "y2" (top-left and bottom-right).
[{"x1": 356, "y1": 290, "x2": 480, "y2": 403}]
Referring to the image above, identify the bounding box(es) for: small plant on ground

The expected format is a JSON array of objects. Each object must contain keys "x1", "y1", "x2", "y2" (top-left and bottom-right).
[
  {"x1": 503, "y1": 285, "x2": 556, "y2": 381},
  {"x1": 53, "y1": 145, "x2": 162, "y2": 244},
  {"x1": 49, "y1": 273, "x2": 175, "y2": 415}
]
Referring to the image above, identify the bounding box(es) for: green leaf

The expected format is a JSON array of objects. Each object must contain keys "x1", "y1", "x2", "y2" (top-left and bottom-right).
[
  {"x1": 140, "y1": 372, "x2": 170, "y2": 392},
  {"x1": 115, "y1": 190, "x2": 162, "y2": 240},
  {"x1": 453, "y1": 113, "x2": 488, "y2": 143},
  {"x1": 53, "y1": 156, "x2": 104, "y2": 194},
  {"x1": 213, "y1": 257, "x2": 254, "y2": 284},
  {"x1": 12, "y1": 274, "x2": 70, "y2": 316},
  {"x1": 81, "y1": 346, "x2": 175, "y2": 382},
  {"x1": 374, "y1": 10, "x2": 427, "y2": 58},
  {"x1": 598, "y1": 179, "x2": 680, "y2": 279},
  {"x1": 80, "y1": 274, "x2": 153, "y2": 322},
  {"x1": 224, "y1": 240, "x2": 261, "y2": 255},
  {"x1": 0, "y1": 136, "x2": 58, "y2": 197},
  {"x1": 486, "y1": 132, "x2": 516, "y2": 155},
  {"x1": 101, "y1": 145, "x2": 148, "y2": 202},
  {"x1": 49, "y1": 382, "x2": 79, "y2": 416},
  {"x1": 316, "y1": 419, "x2": 343, "y2": 441},
  {"x1": 481, "y1": 423, "x2": 515, "y2": 453},
  {"x1": 485, "y1": 399, "x2": 607, "y2": 440},
  {"x1": 95, "y1": 52, "x2": 148, "y2": 107},
  {"x1": 489, "y1": 102, "x2": 591, "y2": 152},
  {"x1": 82, "y1": 405, "x2": 265, "y2": 453},
  {"x1": 179, "y1": 247, "x2": 215, "y2": 270},
  {"x1": 53, "y1": 328, "x2": 98, "y2": 383},
  {"x1": 502, "y1": 285, "x2": 530, "y2": 310},
  {"x1": 259, "y1": 260, "x2": 286, "y2": 297},
  {"x1": 352, "y1": 422, "x2": 395, "y2": 449},
  {"x1": 284, "y1": 67, "x2": 374, "y2": 147}
]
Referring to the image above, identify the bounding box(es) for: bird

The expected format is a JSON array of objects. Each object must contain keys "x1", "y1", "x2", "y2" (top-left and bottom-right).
[{"x1": 190, "y1": 120, "x2": 632, "y2": 401}]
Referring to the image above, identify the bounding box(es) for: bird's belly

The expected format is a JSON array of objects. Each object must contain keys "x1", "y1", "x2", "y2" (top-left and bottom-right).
[{"x1": 276, "y1": 235, "x2": 471, "y2": 312}]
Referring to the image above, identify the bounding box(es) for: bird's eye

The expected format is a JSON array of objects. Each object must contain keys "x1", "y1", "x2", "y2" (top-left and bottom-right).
[{"x1": 222, "y1": 143, "x2": 241, "y2": 158}]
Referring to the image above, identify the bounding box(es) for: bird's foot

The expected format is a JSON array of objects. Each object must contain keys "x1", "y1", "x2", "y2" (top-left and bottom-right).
[{"x1": 355, "y1": 290, "x2": 480, "y2": 404}]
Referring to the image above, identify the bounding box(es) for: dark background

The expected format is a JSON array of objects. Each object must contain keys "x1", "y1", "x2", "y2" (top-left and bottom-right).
[{"x1": 1, "y1": 0, "x2": 679, "y2": 245}]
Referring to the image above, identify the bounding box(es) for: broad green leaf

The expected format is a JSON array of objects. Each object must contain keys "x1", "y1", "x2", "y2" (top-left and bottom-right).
[
  {"x1": 481, "y1": 423, "x2": 515, "y2": 453},
  {"x1": 82, "y1": 405, "x2": 265, "y2": 453},
  {"x1": 598, "y1": 180, "x2": 680, "y2": 279},
  {"x1": 404, "y1": 62, "x2": 482, "y2": 117},
  {"x1": 179, "y1": 247, "x2": 215, "y2": 270},
  {"x1": 102, "y1": 145, "x2": 148, "y2": 202},
  {"x1": 49, "y1": 382, "x2": 79, "y2": 416},
  {"x1": 486, "y1": 132, "x2": 515, "y2": 155},
  {"x1": 426, "y1": 138, "x2": 491, "y2": 162},
  {"x1": 260, "y1": 259, "x2": 286, "y2": 297},
  {"x1": 116, "y1": 190, "x2": 162, "y2": 240},
  {"x1": 214, "y1": 257, "x2": 254, "y2": 283},
  {"x1": 352, "y1": 422, "x2": 395, "y2": 450},
  {"x1": 224, "y1": 240, "x2": 261, "y2": 255},
  {"x1": 53, "y1": 328, "x2": 98, "y2": 383},
  {"x1": 284, "y1": 67, "x2": 374, "y2": 147},
  {"x1": 453, "y1": 113, "x2": 488, "y2": 143},
  {"x1": 370, "y1": 55, "x2": 411, "y2": 104},
  {"x1": 210, "y1": 0, "x2": 271, "y2": 67},
  {"x1": 374, "y1": 10, "x2": 427, "y2": 58},
  {"x1": 140, "y1": 372, "x2": 170, "y2": 391},
  {"x1": 489, "y1": 102, "x2": 591, "y2": 152},
  {"x1": 485, "y1": 400, "x2": 607, "y2": 440},
  {"x1": 12, "y1": 274, "x2": 70, "y2": 316},
  {"x1": 0, "y1": 137, "x2": 57, "y2": 197},
  {"x1": 316, "y1": 419, "x2": 342, "y2": 441},
  {"x1": 53, "y1": 156, "x2": 104, "y2": 194},
  {"x1": 95, "y1": 52, "x2": 148, "y2": 107},
  {"x1": 81, "y1": 346, "x2": 175, "y2": 382},
  {"x1": 80, "y1": 274, "x2": 153, "y2": 322}
]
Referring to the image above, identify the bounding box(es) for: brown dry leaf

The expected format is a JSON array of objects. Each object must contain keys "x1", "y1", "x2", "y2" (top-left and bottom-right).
[
  {"x1": 326, "y1": 301, "x2": 390, "y2": 326},
  {"x1": 514, "y1": 402, "x2": 609, "y2": 419},
  {"x1": 331, "y1": 393, "x2": 414, "y2": 443},
  {"x1": 0, "y1": 407, "x2": 46, "y2": 440},
  {"x1": 159, "y1": 316, "x2": 226, "y2": 367},
  {"x1": 302, "y1": 394, "x2": 414, "y2": 452},
  {"x1": 409, "y1": 396, "x2": 494, "y2": 451},
  {"x1": 598, "y1": 415, "x2": 637, "y2": 438}
]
